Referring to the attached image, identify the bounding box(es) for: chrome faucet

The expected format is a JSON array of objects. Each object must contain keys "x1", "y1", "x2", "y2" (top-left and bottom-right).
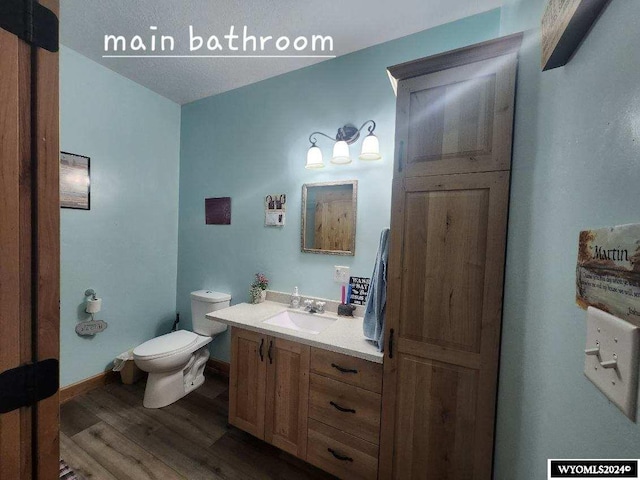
[
  {"x1": 303, "y1": 299, "x2": 315, "y2": 313},
  {"x1": 304, "y1": 299, "x2": 326, "y2": 314}
]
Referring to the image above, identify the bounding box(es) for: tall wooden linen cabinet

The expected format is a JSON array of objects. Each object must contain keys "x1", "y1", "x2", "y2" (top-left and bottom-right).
[{"x1": 379, "y1": 34, "x2": 523, "y2": 480}]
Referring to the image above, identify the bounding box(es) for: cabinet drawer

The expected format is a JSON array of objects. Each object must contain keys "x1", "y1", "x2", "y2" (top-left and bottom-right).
[
  {"x1": 307, "y1": 418, "x2": 378, "y2": 480},
  {"x1": 308, "y1": 373, "x2": 381, "y2": 445},
  {"x1": 310, "y1": 347, "x2": 382, "y2": 393}
]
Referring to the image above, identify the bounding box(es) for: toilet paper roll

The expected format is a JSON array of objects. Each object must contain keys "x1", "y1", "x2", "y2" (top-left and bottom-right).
[{"x1": 86, "y1": 298, "x2": 102, "y2": 314}]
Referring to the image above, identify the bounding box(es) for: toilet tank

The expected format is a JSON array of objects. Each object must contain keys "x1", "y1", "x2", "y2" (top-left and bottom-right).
[{"x1": 190, "y1": 290, "x2": 231, "y2": 336}]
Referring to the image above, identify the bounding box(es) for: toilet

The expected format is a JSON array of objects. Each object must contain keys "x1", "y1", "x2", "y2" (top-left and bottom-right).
[{"x1": 133, "y1": 290, "x2": 231, "y2": 408}]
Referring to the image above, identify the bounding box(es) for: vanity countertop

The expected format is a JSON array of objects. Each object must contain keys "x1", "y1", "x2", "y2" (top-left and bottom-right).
[{"x1": 207, "y1": 301, "x2": 383, "y2": 364}]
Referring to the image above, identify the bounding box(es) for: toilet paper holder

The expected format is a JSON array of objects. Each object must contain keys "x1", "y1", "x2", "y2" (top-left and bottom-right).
[
  {"x1": 84, "y1": 288, "x2": 102, "y2": 314},
  {"x1": 77, "y1": 288, "x2": 108, "y2": 336}
]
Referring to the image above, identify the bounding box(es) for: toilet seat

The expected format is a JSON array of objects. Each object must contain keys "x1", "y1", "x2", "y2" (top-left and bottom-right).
[{"x1": 133, "y1": 330, "x2": 200, "y2": 360}]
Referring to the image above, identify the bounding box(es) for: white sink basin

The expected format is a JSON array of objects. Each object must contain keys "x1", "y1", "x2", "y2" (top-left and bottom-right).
[{"x1": 262, "y1": 310, "x2": 336, "y2": 335}]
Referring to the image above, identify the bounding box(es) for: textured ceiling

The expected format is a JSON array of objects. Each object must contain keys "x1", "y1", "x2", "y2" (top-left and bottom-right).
[{"x1": 60, "y1": 0, "x2": 502, "y2": 104}]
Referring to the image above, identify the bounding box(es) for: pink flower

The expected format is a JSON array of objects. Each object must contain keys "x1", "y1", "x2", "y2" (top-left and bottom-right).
[{"x1": 252, "y1": 272, "x2": 269, "y2": 290}]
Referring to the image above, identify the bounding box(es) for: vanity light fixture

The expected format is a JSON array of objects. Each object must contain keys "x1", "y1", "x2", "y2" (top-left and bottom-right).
[{"x1": 306, "y1": 120, "x2": 381, "y2": 169}]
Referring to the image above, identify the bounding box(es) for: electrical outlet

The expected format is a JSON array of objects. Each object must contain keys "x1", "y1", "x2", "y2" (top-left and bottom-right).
[{"x1": 333, "y1": 266, "x2": 350, "y2": 283}]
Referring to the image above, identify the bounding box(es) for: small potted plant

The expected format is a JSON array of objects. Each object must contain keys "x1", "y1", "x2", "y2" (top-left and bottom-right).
[{"x1": 249, "y1": 273, "x2": 269, "y2": 304}]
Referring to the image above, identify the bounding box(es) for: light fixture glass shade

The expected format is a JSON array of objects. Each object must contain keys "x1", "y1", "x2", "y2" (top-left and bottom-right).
[
  {"x1": 331, "y1": 140, "x2": 351, "y2": 164},
  {"x1": 305, "y1": 145, "x2": 324, "y2": 169},
  {"x1": 359, "y1": 133, "x2": 381, "y2": 160}
]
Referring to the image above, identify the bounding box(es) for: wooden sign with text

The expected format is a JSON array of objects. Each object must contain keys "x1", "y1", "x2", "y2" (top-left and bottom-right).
[
  {"x1": 576, "y1": 224, "x2": 640, "y2": 326},
  {"x1": 541, "y1": 0, "x2": 610, "y2": 71}
]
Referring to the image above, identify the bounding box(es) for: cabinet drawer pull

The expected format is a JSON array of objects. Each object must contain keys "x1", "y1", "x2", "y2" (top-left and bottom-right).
[
  {"x1": 259, "y1": 338, "x2": 264, "y2": 362},
  {"x1": 388, "y1": 328, "x2": 394, "y2": 359},
  {"x1": 329, "y1": 401, "x2": 356, "y2": 414},
  {"x1": 331, "y1": 363, "x2": 358, "y2": 374},
  {"x1": 268, "y1": 340, "x2": 273, "y2": 364},
  {"x1": 328, "y1": 448, "x2": 353, "y2": 462}
]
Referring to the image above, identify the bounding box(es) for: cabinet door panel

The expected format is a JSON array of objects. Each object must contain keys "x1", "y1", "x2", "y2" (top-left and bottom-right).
[
  {"x1": 229, "y1": 328, "x2": 267, "y2": 439},
  {"x1": 407, "y1": 75, "x2": 494, "y2": 163},
  {"x1": 264, "y1": 337, "x2": 310, "y2": 458},
  {"x1": 380, "y1": 172, "x2": 510, "y2": 480},
  {"x1": 392, "y1": 355, "x2": 478, "y2": 480},
  {"x1": 395, "y1": 55, "x2": 516, "y2": 177},
  {"x1": 400, "y1": 187, "x2": 490, "y2": 353}
]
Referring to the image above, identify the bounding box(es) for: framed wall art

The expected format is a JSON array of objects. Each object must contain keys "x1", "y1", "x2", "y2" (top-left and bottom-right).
[
  {"x1": 60, "y1": 151, "x2": 91, "y2": 210},
  {"x1": 205, "y1": 197, "x2": 232, "y2": 225}
]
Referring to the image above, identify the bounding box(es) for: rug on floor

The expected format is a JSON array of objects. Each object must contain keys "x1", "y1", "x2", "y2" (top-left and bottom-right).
[{"x1": 60, "y1": 459, "x2": 83, "y2": 480}]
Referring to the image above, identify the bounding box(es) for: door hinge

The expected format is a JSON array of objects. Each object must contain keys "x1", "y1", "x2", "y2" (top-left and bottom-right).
[
  {"x1": 0, "y1": 0, "x2": 59, "y2": 52},
  {"x1": 0, "y1": 359, "x2": 59, "y2": 414}
]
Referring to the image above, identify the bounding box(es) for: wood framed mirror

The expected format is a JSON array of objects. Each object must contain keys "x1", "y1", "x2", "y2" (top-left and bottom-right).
[{"x1": 301, "y1": 180, "x2": 357, "y2": 256}]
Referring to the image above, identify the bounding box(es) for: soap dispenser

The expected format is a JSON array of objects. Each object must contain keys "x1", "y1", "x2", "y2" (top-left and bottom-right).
[{"x1": 290, "y1": 287, "x2": 301, "y2": 309}]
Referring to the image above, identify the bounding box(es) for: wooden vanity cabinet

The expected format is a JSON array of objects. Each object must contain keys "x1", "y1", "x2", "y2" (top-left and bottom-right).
[
  {"x1": 229, "y1": 328, "x2": 310, "y2": 458},
  {"x1": 229, "y1": 327, "x2": 383, "y2": 479}
]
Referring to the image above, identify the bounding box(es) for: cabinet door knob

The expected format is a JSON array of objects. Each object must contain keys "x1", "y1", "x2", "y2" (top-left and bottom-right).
[
  {"x1": 388, "y1": 328, "x2": 395, "y2": 359},
  {"x1": 259, "y1": 338, "x2": 264, "y2": 362},
  {"x1": 268, "y1": 340, "x2": 273, "y2": 364}
]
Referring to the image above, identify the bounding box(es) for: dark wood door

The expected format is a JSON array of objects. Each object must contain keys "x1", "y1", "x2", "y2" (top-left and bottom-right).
[
  {"x1": 394, "y1": 53, "x2": 517, "y2": 177},
  {"x1": 379, "y1": 172, "x2": 510, "y2": 479},
  {"x1": 264, "y1": 337, "x2": 310, "y2": 459},
  {"x1": 0, "y1": 1, "x2": 60, "y2": 478},
  {"x1": 229, "y1": 327, "x2": 267, "y2": 439}
]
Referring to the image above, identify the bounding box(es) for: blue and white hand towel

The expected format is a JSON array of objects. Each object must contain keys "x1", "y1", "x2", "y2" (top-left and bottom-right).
[{"x1": 363, "y1": 228, "x2": 390, "y2": 351}]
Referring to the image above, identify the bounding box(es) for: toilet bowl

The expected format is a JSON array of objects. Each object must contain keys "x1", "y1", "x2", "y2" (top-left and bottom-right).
[{"x1": 133, "y1": 290, "x2": 231, "y2": 408}]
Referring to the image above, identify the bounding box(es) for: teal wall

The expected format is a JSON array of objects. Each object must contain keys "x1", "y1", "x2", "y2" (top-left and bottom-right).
[
  {"x1": 60, "y1": 46, "x2": 181, "y2": 387},
  {"x1": 176, "y1": 10, "x2": 502, "y2": 362},
  {"x1": 495, "y1": 1, "x2": 640, "y2": 477}
]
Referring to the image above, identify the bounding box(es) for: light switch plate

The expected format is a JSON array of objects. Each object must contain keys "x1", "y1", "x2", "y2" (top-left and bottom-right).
[
  {"x1": 584, "y1": 307, "x2": 640, "y2": 420},
  {"x1": 333, "y1": 266, "x2": 350, "y2": 283}
]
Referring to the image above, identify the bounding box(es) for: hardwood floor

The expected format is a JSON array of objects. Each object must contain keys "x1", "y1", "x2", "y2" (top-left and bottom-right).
[{"x1": 60, "y1": 374, "x2": 337, "y2": 480}]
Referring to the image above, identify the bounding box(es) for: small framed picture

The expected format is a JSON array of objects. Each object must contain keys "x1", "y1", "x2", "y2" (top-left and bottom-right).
[
  {"x1": 60, "y1": 151, "x2": 90, "y2": 210},
  {"x1": 205, "y1": 197, "x2": 231, "y2": 225}
]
